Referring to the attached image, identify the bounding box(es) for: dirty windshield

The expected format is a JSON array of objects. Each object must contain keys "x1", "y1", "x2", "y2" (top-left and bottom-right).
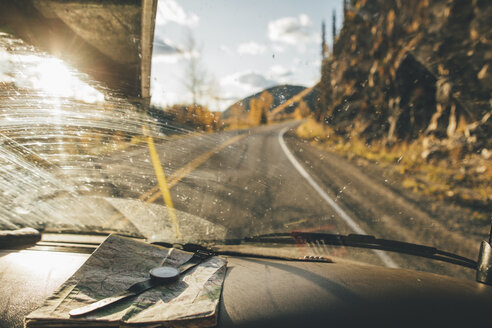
[{"x1": 0, "y1": 0, "x2": 490, "y2": 280}]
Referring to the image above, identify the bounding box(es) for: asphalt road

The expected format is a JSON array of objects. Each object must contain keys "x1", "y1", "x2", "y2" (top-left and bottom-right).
[{"x1": 87, "y1": 121, "x2": 479, "y2": 280}]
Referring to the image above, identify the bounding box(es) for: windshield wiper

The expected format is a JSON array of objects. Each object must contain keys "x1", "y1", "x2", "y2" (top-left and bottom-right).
[
  {"x1": 151, "y1": 240, "x2": 333, "y2": 263},
  {"x1": 153, "y1": 232, "x2": 476, "y2": 269},
  {"x1": 236, "y1": 232, "x2": 477, "y2": 269}
]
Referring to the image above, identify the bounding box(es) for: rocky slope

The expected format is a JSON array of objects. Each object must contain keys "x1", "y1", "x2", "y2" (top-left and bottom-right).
[
  {"x1": 318, "y1": 0, "x2": 490, "y2": 149},
  {"x1": 312, "y1": 0, "x2": 491, "y2": 211}
]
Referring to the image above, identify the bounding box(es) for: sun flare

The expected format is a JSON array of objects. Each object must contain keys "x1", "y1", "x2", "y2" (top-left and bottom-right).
[{"x1": 5, "y1": 52, "x2": 105, "y2": 104}]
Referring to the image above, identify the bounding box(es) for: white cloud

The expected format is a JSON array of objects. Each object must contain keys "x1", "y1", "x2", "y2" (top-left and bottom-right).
[
  {"x1": 153, "y1": 36, "x2": 181, "y2": 55},
  {"x1": 151, "y1": 90, "x2": 184, "y2": 107},
  {"x1": 236, "y1": 42, "x2": 267, "y2": 55},
  {"x1": 152, "y1": 36, "x2": 200, "y2": 64},
  {"x1": 271, "y1": 44, "x2": 286, "y2": 54},
  {"x1": 221, "y1": 70, "x2": 278, "y2": 92},
  {"x1": 269, "y1": 65, "x2": 294, "y2": 77},
  {"x1": 152, "y1": 36, "x2": 183, "y2": 63},
  {"x1": 220, "y1": 44, "x2": 233, "y2": 55},
  {"x1": 218, "y1": 72, "x2": 265, "y2": 111},
  {"x1": 293, "y1": 57, "x2": 322, "y2": 70},
  {"x1": 238, "y1": 72, "x2": 276, "y2": 88},
  {"x1": 156, "y1": 0, "x2": 199, "y2": 26},
  {"x1": 268, "y1": 14, "x2": 317, "y2": 45},
  {"x1": 152, "y1": 54, "x2": 182, "y2": 64},
  {"x1": 150, "y1": 78, "x2": 189, "y2": 107},
  {"x1": 152, "y1": 49, "x2": 199, "y2": 64}
]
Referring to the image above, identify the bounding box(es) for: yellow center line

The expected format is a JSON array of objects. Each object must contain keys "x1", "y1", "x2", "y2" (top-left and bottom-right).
[
  {"x1": 144, "y1": 126, "x2": 182, "y2": 240},
  {"x1": 284, "y1": 218, "x2": 308, "y2": 227},
  {"x1": 144, "y1": 134, "x2": 246, "y2": 203},
  {"x1": 138, "y1": 185, "x2": 160, "y2": 201},
  {"x1": 105, "y1": 133, "x2": 246, "y2": 227},
  {"x1": 145, "y1": 129, "x2": 181, "y2": 240}
]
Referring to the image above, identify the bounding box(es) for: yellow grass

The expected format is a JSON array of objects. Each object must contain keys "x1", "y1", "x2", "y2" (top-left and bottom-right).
[{"x1": 296, "y1": 120, "x2": 492, "y2": 210}]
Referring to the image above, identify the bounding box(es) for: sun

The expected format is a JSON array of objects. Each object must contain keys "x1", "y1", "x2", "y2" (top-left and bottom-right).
[{"x1": 17, "y1": 55, "x2": 105, "y2": 104}]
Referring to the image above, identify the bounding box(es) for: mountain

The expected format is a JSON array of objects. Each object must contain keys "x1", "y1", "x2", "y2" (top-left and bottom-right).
[{"x1": 222, "y1": 84, "x2": 318, "y2": 120}]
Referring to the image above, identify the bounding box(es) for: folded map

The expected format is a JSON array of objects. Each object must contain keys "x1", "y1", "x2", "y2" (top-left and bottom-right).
[{"x1": 25, "y1": 234, "x2": 227, "y2": 328}]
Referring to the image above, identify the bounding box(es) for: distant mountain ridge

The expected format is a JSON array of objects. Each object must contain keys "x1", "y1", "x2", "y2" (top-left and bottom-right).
[{"x1": 222, "y1": 84, "x2": 307, "y2": 119}]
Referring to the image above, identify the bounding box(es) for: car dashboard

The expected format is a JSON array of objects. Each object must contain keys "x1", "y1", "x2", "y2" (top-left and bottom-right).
[{"x1": 1, "y1": 235, "x2": 492, "y2": 328}]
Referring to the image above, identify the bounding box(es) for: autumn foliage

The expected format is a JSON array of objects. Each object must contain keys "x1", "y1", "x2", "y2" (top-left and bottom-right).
[
  {"x1": 248, "y1": 90, "x2": 273, "y2": 126},
  {"x1": 150, "y1": 104, "x2": 222, "y2": 133}
]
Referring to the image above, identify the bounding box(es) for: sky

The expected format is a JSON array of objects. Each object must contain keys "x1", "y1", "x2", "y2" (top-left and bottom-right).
[{"x1": 150, "y1": 0, "x2": 343, "y2": 111}]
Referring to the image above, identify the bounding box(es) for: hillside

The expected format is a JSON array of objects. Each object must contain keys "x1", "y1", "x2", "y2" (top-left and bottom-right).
[
  {"x1": 306, "y1": 0, "x2": 491, "y2": 211},
  {"x1": 315, "y1": 0, "x2": 490, "y2": 150},
  {"x1": 222, "y1": 84, "x2": 318, "y2": 120}
]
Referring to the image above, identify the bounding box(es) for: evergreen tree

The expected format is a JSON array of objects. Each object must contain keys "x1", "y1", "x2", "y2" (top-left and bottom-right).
[
  {"x1": 259, "y1": 91, "x2": 273, "y2": 124},
  {"x1": 332, "y1": 9, "x2": 337, "y2": 48},
  {"x1": 249, "y1": 91, "x2": 273, "y2": 126},
  {"x1": 321, "y1": 20, "x2": 327, "y2": 59}
]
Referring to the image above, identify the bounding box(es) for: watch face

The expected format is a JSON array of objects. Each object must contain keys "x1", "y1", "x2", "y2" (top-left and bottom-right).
[{"x1": 149, "y1": 266, "x2": 180, "y2": 282}]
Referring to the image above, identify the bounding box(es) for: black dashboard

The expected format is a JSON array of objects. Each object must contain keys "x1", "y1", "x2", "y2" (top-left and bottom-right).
[{"x1": 1, "y1": 244, "x2": 492, "y2": 328}]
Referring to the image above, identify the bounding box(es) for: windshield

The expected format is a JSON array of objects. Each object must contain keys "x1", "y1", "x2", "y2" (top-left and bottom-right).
[{"x1": 0, "y1": 0, "x2": 490, "y2": 281}]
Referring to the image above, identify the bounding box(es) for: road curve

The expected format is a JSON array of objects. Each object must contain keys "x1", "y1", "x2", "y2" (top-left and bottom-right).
[{"x1": 95, "y1": 121, "x2": 477, "y2": 279}]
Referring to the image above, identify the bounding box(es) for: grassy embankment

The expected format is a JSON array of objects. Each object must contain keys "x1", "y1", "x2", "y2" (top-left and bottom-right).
[{"x1": 296, "y1": 119, "x2": 491, "y2": 222}]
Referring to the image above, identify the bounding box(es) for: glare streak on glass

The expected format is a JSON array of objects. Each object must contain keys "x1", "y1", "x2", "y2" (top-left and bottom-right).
[{"x1": 0, "y1": 33, "x2": 171, "y2": 233}]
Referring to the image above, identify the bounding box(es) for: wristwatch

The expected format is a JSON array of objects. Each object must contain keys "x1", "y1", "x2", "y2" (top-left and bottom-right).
[{"x1": 69, "y1": 248, "x2": 214, "y2": 317}]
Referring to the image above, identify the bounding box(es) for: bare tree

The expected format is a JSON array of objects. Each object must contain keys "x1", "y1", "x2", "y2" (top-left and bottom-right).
[
  {"x1": 206, "y1": 76, "x2": 222, "y2": 111},
  {"x1": 182, "y1": 33, "x2": 207, "y2": 105}
]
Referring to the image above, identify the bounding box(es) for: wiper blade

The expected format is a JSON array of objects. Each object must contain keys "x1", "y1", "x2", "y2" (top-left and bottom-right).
[
  {"x1": 151, "y1": 240, "x2": 332, "y2": 263},
  {"x1": 239, "y1": 232, "x2": 477, "y2": 270},
  {"x1": 152, "y1": 232, "x2": 477, "y2": 269}
]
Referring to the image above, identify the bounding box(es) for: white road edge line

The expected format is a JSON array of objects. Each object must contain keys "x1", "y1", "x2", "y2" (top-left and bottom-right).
[{"x1": 278, "y1": 126, "x2": 398, "y2": 268}]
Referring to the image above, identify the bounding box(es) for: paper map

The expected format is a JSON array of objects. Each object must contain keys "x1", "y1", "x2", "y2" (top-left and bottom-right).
[{"x1": 25, "y1": 234, "x2": 227, "y2": 328}]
